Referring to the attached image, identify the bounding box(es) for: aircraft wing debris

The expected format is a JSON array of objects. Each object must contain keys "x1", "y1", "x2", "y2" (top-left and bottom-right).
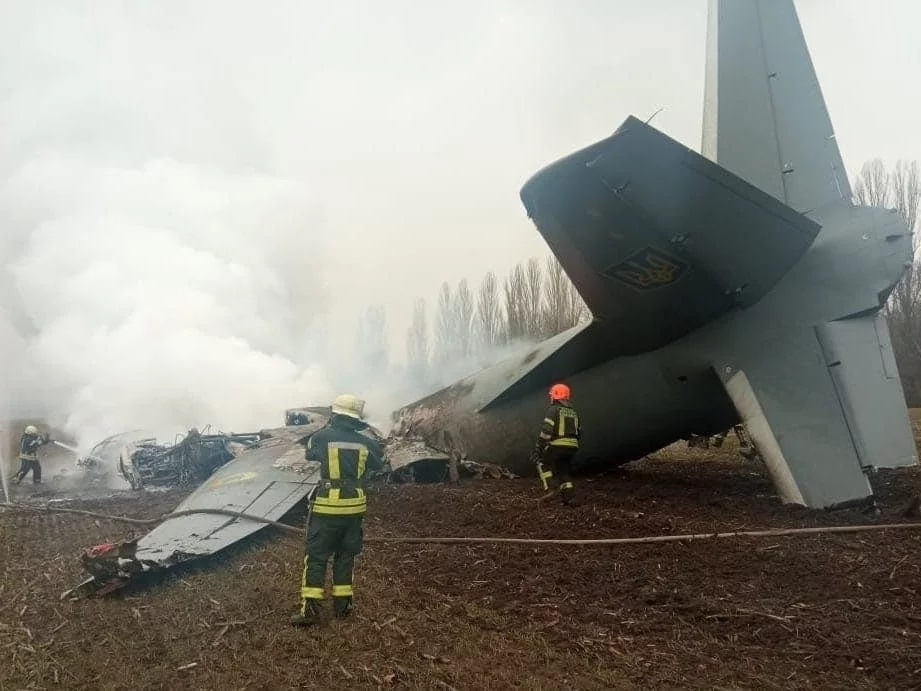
[
  {"x1": 66, "y1": 405, "x2": 511, "y2": 598},
  {"x1": 67, "y1": 428, "x2": 321, "y2": 598}
]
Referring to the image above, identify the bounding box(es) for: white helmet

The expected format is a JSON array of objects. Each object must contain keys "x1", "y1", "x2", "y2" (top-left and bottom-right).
[
  {"x1": 331, "y1": 394, "x2": 365, "y2": 420},
  {"x1": 24, "y1": 425, "x2": 38, "y2": 435}
]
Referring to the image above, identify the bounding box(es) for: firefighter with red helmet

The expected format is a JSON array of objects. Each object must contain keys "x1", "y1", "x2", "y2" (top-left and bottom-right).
[{"x1": 533, "y1": 383, "x2": 581, "y2": 505}]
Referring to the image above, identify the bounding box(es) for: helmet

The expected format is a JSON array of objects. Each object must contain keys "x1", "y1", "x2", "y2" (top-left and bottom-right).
[
  {"x1": 549, "y1": 383, "x2": 571, "y2": 402},
  {"x1": 24, "y1": 425, "x2": 38, "y2": 435},
  {"x1": 331, "y1": 394, "x2": 366, "y2": 420}
]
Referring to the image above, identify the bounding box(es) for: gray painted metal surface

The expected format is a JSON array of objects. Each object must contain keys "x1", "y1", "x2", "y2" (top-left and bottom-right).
[
  {"x1": 394, "y1": 0, "x2": 917, "y2": 509},
  {"x1": 133, "y1": 436, "x2": 320, "y2": 566}
]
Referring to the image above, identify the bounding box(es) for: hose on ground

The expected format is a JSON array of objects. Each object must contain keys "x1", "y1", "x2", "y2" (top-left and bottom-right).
[{"x1": 3, "y1": 501, "x2": 921, "y2": 546}]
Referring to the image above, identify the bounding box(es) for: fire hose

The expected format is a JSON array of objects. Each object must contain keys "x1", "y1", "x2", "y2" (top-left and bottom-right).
[{"x1": 3, "y1": 502, "x2": 921, "y2": 546}]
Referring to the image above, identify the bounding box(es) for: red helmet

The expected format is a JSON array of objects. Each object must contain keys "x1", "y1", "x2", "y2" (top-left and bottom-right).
[{"x1": 549, "y1": 383, "x2": 571, "y2": 402}]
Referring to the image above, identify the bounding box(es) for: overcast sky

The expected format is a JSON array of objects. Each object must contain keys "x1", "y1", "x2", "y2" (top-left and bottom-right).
[
  {"x1": 1, "y1": 1, "x2": 920, "y2": 429},
  {"x1": 4, "y1": 0, "x2": 920, "y2": 346}
]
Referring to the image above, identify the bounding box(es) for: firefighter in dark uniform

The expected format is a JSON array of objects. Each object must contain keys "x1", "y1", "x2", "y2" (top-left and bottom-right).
[
  {"x1": 13, "y1": 425, "x2": 52, "y2": 485},
  {"x1": 291, "y1": 394, "x2": 384, "y2": 627},
  {"x1": 533, "y1": 383, "x2": 581, "y2": 505}
]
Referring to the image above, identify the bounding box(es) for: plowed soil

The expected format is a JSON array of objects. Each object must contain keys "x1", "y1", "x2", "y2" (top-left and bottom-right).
[{"x1": 3, "y1": 443, "x2": 921, "y2": 689}]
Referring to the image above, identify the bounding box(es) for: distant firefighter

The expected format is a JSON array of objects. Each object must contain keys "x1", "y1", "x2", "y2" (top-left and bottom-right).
[
  {"x1": 533, "y1": 383, "x2": 581, "y2": 505},
  {"x1": 13, "y1": 425, "x2": 52, "y2": 485},
  {"x1": 292, "y1": 394, "x2": 384, "y2": 627}
]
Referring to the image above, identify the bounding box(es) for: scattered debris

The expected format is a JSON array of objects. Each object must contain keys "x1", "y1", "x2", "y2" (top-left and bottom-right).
[
  {"x1": 117, "y1": 429, "x2": 262, "y2": 490},
  {"x1": 61, "y1": 406, "x2": 515, "y2": 598}
]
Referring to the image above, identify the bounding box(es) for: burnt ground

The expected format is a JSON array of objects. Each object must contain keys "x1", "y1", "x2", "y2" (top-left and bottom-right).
[{"x1": 3, "y1": 445, "x2": 921, "y2": 689}]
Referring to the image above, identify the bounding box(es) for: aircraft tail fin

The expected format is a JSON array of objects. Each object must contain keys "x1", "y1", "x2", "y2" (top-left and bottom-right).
[{"x1": 703, "y1": 0, "x2": 851, "y2": 214}]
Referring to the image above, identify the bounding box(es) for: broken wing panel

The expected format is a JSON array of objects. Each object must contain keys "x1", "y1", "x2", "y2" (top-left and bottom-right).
[
  {"x1": 702, "y1": 0, "x2": 851, "y2": 213},
  {"x1": 135, "y1": 442, "x2": 319, "y2": 564},
  {"x1": 716, "y1": 328, "x2": 871, "y2": 508},
  {"x1": 520, "y1": 115, "x2": 820, "y2": 355},
  {"x1": 816, "y1": 313, "x2": 917, "y2": 469}
]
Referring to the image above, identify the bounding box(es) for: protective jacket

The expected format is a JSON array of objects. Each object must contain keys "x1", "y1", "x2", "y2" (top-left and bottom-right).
[
  {"x1": 19, "y1": 434, "x2": 44, "y2": 461},
  {"x1": 537, "y1": 400, "x2": 581, "y2": 452},
  {"x1": 305, "y1": 417, "x2": 384, "y2": 516}
]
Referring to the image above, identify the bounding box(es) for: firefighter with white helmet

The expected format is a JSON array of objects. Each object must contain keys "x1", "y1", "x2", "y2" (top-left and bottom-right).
[
  {"x1": 13, "y1": 424, "x2": 52, "y2": 485},
  {"x1": 291, "y1": 394, "x2": 384, "y2": 626}
]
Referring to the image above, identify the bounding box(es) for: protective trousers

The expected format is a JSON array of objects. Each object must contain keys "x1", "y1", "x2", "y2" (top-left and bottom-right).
[
  {"x1": 300, "y1": 514, "x2": 363, "y2": 616},
  {"x1": 14, "y1": 459, "x2": 41, "y2": 484},
  {"x1": 541, "y1": 446, "x2": 575, "y2": 502}
]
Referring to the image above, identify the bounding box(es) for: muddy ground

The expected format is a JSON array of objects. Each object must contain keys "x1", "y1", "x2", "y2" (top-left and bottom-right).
[{"x1": 3, "y1": 444, "x2": 921, "y2": 689}]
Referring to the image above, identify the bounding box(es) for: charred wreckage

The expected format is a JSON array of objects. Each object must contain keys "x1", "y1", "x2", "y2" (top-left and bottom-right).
[{"x1": 66, "y1": 406, "x2": 513, "y2": 598}]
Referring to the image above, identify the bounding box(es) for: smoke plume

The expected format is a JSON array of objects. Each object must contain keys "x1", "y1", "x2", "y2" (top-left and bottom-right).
[{"x1": 0, "y1": 5, "x2": 339, "y2": 451}]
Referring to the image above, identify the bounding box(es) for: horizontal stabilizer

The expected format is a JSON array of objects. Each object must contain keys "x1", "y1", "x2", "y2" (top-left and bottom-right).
[
  {"x1": 479, "y1": 320, "x2": 614, "y2": 411},
  {"x1": 520, "y1": 116, "x2": 820, "y2": 356},
  {"x1": 716, "y1": 327, "x2": 873, "y2": 508}
]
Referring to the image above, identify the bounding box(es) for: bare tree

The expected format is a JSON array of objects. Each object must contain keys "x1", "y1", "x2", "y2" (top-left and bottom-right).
[
  {"x1": 453, "y1": 279, "x2": 474, "y2": 358},
  {"x1": 567, "y1": 279, "x2": 591, "y2": 327},
  {"x1": 503, "y1": 263, "x2": 527, "y2": 342},
  {"x1": 434, "y1": 282, "x2": 456, "y2": 367},
  {"x1": 853, "y1": 159, "x2": 891, "y2": 208},
  {"x1": 355, "y1": 304, "x2": 388, "y2": 375},
  {"x1": 541, "y1": 256, "x2": 570, "y2": 338},
  {"x1": 523, "y1": 258, "x2": 544, "y2": 338},
  {"x1": 475, "y1": 271, "x2": 503, "y2": 350},
  {"x1": 406, "y1": 298, "x2": 429, "y2": 388},
  {"x1": 540, "y1": 256, "x2": 591, "y2": 337}
]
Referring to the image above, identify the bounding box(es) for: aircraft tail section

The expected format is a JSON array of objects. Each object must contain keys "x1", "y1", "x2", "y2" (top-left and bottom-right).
[
  {"x1": 716, "y1": 315, "x2": 916, "y2": 508},
  {"x1": 520, "y1": 116, "x2": 820, "y2": 357},
  {"x1": 703, "y1": 0, "x2": 851, "y2": 214}
]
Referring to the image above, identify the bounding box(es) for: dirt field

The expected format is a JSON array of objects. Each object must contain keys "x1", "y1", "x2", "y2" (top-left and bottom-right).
[{"x1": 3, "y1": 445, "x2": 921, "y2": 689}]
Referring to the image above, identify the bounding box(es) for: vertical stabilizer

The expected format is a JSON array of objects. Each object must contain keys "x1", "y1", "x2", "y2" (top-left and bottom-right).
[{"x1": 703, "y1": 0, "x2": 852, "y2": 214}]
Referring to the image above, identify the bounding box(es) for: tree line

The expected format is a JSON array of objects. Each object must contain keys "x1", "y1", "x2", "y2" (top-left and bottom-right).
[{"x1": 404, "y1": 256, "x2": 590, "y2": 391}]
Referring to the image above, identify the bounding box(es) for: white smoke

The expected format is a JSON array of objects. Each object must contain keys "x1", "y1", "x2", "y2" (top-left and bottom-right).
[
  {"x1": 0, "y1": 154, "x2": 335, "y2": 449},
  {"x1": 0, "y1": 1, "x2": 374, "y2": 453}
]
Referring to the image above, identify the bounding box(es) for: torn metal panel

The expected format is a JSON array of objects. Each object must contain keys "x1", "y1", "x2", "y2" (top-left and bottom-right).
[
  {"x1": 384, "y1": 438, "x2": 451, "y2": 483},
  {"x1": 67, "y1": 427, "x2": 320, "y2": 598}
]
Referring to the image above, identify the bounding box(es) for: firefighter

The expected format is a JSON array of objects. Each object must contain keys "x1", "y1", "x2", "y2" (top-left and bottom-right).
[
  {"x1": 533, "y1": 383, "x2": 581, "y2": 505},
  {"x1": 291, "y1": 394, "x2": 384, "y2": 627},
  {"x1": 13, "y1": 425, "x2": 52, "y2": 485}
]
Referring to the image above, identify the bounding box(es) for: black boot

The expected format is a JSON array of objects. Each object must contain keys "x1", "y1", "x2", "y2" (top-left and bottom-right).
[
  {"x1": 333, "y1": 597, "x2": 353, "y2": 619},
  {"x1": 290, "y1": 599, "x2": 323, "y2": 627},
  {"x1": 560, "y1": 484, "x2": 576, "y2": 506}
]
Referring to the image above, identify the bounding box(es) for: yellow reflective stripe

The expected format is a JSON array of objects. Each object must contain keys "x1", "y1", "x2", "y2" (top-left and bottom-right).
[
  {"x1": 300, "y1": 554, "x2": 309, "y2": 591},
  {"x1": 314, "y1": 496, "x2": 366, "y2": 507},
  {"x1": 357, "y1": 447, "x2": 367, "y2": 479},
  {"x1": 550, "y1": 438, "x2": 579, "y2": 448},
  {"x1": 329, "y1": 447, "x2": 341, "y2": 480},
  {"x1": 543, "y1": 418, "x2": 555, "y2": 425},
  {"x1": 540, "y1": 470, "x2": 553, "y2": 480},
  {"x1": 312, "y1": 504, "x2": 367, "y2": 516},
  {"x1": 301, "y1": 586, "x2": 324, "y2": 600},
  {"x1": 329, "y1": 488, "x2": 340, "y2": 502},
  {"x1": 560, "y1": 481, "x2": 574, "y2": 490},
  {"x1": 332, "y1": 584, "x2": 353, "y2": 597}
]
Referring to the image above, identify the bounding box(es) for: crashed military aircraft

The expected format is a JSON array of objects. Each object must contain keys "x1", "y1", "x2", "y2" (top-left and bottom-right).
[{"x1": 394, "y1": 0, "x2": 918, "y2": 509}]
